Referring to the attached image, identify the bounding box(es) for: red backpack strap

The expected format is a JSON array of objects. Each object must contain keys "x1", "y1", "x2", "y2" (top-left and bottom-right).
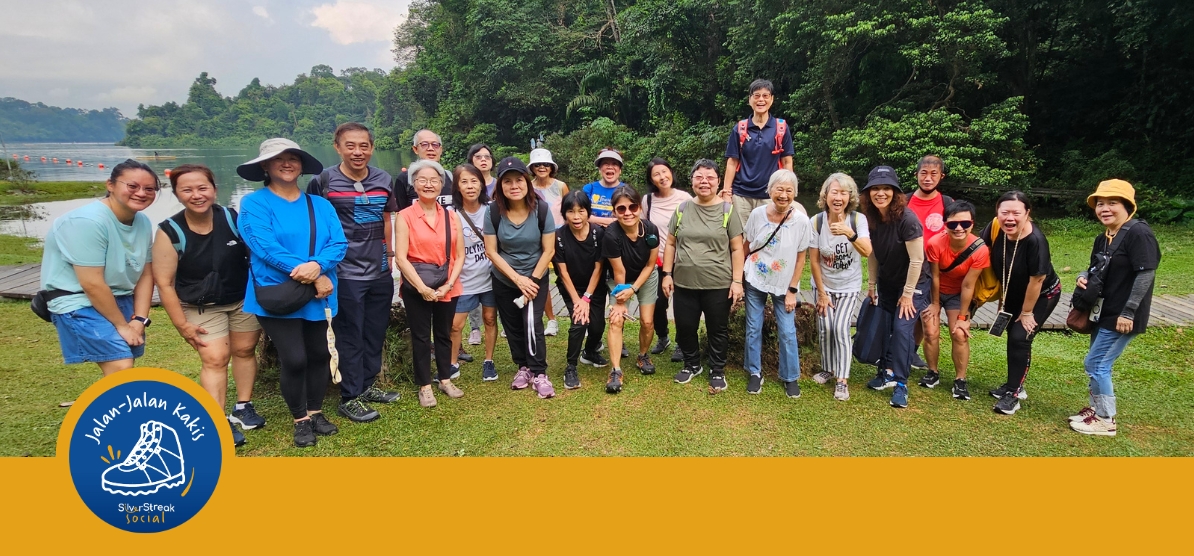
[
  {"x1": 737, "y1": 119, "x2": 749, "y2": 150},
  {"x1": 772, "y1": 118, "x2": 787, "y2": 156}
]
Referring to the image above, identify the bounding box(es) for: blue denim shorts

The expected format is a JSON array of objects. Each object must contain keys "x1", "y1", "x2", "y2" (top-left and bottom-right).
[
  {"x1": 454, "y1": 290, "x2": 495, "y2": 314},
  {"x1": 52, "y1": 295, "x2": 145, "y2": 364}
]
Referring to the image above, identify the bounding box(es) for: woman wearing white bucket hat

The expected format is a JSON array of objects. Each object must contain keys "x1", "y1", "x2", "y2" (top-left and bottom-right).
[
  {"x1": 236, "y1": 138, "x2": 348, "y2": 448},
  {"x1": 529, "y1": 148, "x2": 568, "y2": 337}
]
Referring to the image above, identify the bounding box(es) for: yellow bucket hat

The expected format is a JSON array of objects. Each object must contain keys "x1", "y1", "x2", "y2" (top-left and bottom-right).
[{"x1": 1087, "y1": 179, "x2": 1136, "y2": 217}]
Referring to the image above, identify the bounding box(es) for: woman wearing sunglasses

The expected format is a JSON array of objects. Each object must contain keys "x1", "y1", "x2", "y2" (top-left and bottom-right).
[
  {"x1": 924, "y1": 200, "x2": 989, "y2": 401},
  {"x1": 602, "y1": 186, "x2": 661, "y2": 393}
]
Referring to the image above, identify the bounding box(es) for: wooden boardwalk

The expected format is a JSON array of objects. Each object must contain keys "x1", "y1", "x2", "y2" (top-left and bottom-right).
[{"x1": 3, "y1": 263, "x2": 1192, "y2": 330}]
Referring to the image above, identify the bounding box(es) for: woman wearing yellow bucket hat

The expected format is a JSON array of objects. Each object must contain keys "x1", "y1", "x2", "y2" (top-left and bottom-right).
[{"x1": 1068, "y1": 179, "x2": 1161, "y2": 436}]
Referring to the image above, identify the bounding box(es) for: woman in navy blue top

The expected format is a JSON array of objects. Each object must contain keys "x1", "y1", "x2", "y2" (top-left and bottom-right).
[{"x1": 237, "y1": 138, "x2": 347, "y2": 448}]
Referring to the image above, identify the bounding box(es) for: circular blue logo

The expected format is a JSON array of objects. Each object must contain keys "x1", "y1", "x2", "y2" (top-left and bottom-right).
[{"x1": 67, "y1": 379, "x2": 223, "y2": 533}]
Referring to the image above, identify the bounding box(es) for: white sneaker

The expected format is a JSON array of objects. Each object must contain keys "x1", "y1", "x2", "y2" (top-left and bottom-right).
[
  {"x1": 101, "y1": 420, "x2": 186, "y2": 495},
  {"x1": 544, "y1": 319, "x2": 559, "y2": 336},
  {"x1": 1068, "y1": 407, "x2": 1096, "y2": 422},
  {"x1": 813, "y1": 371, "x2": 833, "y2": 385},
  {"x1": 1070, "y1": 414, "x2": 1116, "y2": 436},
  {"x1": 468, "y1": 329, "x2": 482, "y2": 345}
]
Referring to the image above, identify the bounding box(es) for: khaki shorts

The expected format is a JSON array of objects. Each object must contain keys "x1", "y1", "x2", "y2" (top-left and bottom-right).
[
  {"x1": 732, "y1": 195, "x2": 769, "y2": 229},
  {"x1": 182, "y1": 300, "x2": 261, "y2": 341},
  {"x1": 607, "y1": 267, "x2": 659, "y2": 307}
]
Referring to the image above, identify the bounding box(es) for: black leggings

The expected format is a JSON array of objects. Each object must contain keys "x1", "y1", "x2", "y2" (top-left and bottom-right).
[
  {"x1": 560, "y1": 286, "x2": 607, "y2": 366},
  {"x1": 672, "y1": 286, "x2": 731, "y2": 374},
  {"x1": 258, "y1": 316, "x2": 330, "y2": 420},
  {"x1": 493, "y1": 275, "x2": 549, "y2": 375},
  {"x1": 1005, "y1": 281, "x2": 1062, "y2": 391},
  {"x1": 653, "y1": 267, "x2": 670, "y2": 339},
  {"x1": 404, "y1": 286, "x2": 458, "y2": 386}
]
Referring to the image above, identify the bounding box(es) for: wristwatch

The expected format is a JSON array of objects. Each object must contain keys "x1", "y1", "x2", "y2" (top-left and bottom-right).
[
  {"x1": 788, "y1": 286, "x2": 799, "y2": 294},
  {"x1": 661, "y1": 270, "x2": 672, "y2": 277},
  {"x1": 582, "y1": 292, "x2": 592, "y2": 302},
  {"x1": 132, "y1": 315, "x2": 152, "y2": 327},
  {"x1": 847, "y1": 232, "x2": 859, "y2": 242}
]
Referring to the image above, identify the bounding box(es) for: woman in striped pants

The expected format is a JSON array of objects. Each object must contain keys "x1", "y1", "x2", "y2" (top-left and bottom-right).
[{"x1": 808, "y1": 173, "x2": 872, "y2": 400}]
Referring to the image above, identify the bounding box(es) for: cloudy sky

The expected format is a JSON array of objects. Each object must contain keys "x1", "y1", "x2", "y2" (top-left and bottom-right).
[{"x1": 0, "y1": 0, "x2": 411, "y2": 116}]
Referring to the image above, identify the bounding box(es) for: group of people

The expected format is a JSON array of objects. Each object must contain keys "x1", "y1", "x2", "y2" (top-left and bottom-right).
[{"x1": 37, "y1": 79, "x2": 1158, "y2": 447}]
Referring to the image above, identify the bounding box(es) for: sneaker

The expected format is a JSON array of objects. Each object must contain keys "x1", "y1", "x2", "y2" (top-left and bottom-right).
[
  {"x1": 511, "y1": 367, "x2": 533, "y2": 390},
  {"x1": 337, "y1": 398, "x2": 380, "y2": 423},
  {"x1": 1070, "y1": 414, "x2": 1116, "y2": 436},
  {"x1": 993, "y1": 392, "x2": 1021, "y2": 415},
  {"x1": 621, "y1": 346, "x2": 631, "y2": 358},
  {"x1": 457, "y1": 348, "x2": 474, "y2": 363},
  {"x1": 438, "y1": 381, "x2": 464, "y2": 398},
  {"x1": 580, "y1": 351, "x2": 609, "y2": 368},
  {"x1": 564, "y1": 364, "x2": 581, "y2": 389},
  {"x1": 532, "y1": 374, "x2": 556, "y2": 399},
  {"x1": 651, "y1": 335, "x2": 671, "y2": 355},
  {"x1": 747, "y1": 374, "x2": 764, "y2": 394},
  {"x1": 671, "y1": 345, "x2": 683, "y2": 362},
  {"x1": 1069, "y1": 407, "x2": 1096, "y2": 423},
  {"x1": 637, "y1": 353, "x2": 656, "y2": 375},
  {"x1": 418, "y1": 388, "x2": 437, "y2": 408},
  {"x1": 468, "y1": 328, "x2": 482, "y2": 345},
  {"x1": 834, "y1": 382, "x2": 850, "y2": 401},
  {"x1": 544, "y1": 319, "x2": 559, "y2": 336},
  {"x1": 989, "y1": 384, "x2": 1028, "y2": 400},
  {"x1": 482, "y1": 360, "x2": 498, "y2": 381},
  {"x1": 952, "y1": 379, "x2": 971, "y2": 401},
  {"x1": 813, "y1": 371, "x2": 833, "y2": 385},
  {"x1": 309, "y1": 412, "x2": 339, "y2": 436},
  {"x1": 674, "y1": 365, "x2": 702, "y2": 384},
  {"x1": 708, "y1": 373, "x2": 728, "y2": 392},
  {"x1": 785, "y1": 380, "x2": 802, "y2": 399},
  {"x1": 293, "y1": 419, "x2": 316, "y2": 448},
  {"x1": 230, "y1": 402, "x2": 266, "y2": 430},
  {"x1": 360, "y1": 385, "x2": 400, "y2": 404},
  {"x1": 911, "y1": 351, "x2": 928, "y2": 370},
  {"x1": 100, "y1": 421, "x2": 186, "y2": 494},
  {"x1": 890, "y1": 383, "x2": 909, "y2": 408},
  {"x1": 606, "y1": 368, "x2": 623, "y2": 394},
  {"x1": 867, "y1": 370, "x2": 897, "y2": 391},
  {"x1": 449, "y1": 364, "x2": 461, "y2": 380},
  {"x1": 228, "y1": 419, "x2": 246, "y2": 447},
  {"x1": 918, "y1": 371, "x2": 940, "y2": 389}
]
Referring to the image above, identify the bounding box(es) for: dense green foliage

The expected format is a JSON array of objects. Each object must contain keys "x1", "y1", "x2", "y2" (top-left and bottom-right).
[
  {"x1": 0, "y1": 98, "x2": 126, "y2": 142},
  {"x1": 121, "y1": 66, "x2": 389, "y2": 147}
]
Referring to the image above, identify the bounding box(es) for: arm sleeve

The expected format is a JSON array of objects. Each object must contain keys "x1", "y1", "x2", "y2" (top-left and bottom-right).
[
  {"x1": 312, "y1": 198, "x2": 348, "y2": 272},
  {"x1": 904, "y1": 238, "x2": 925, "y2": 296},
  {"x1": 237, "y1": 194, "x2": 309, "y2": 273},
  {"x1": 56, "y1": 217, "x2": 108, "y2": 266},
  {"x1": 1120, "y1": 270, "x2": 1156, "y2": 320}
]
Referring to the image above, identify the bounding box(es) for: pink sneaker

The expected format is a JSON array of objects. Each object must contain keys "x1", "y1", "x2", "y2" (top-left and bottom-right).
[
  {"x1": 532, "y1": 374, "x2": 556, "y2": 399},
  {"x1": 511, "y1": 367, "x2": 532, "y2": 390}
]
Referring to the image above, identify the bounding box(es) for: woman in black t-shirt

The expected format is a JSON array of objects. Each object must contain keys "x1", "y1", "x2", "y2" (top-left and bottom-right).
[
  {"x1": 859, "y1": 166, "x2": 928, "y2": 409},
  {"x1": 601, "y1": 186, "x2": 661, "y2": 393},
  {"x1": 1069, "y1": 180, "x2": 1160, "y2": 437},
  {"x1": 552, "y1": 191, "x2": 608, "y2": 390},
  {"x1": 150, "y1": 164, "x2": 262, "y2": 448},
  {"x1": 979, "y1": 191, "x2": 1062, "y2": 416}
]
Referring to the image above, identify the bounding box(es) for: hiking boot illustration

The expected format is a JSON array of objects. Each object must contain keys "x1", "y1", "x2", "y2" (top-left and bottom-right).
[{"x1": 101, "y1": 420, "x2": 186, "y2": 496}]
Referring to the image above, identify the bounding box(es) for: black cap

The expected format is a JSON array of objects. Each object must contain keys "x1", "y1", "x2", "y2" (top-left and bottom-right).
[
  {"x1": 495, "y1": 157, "x2": 530, "y2": 181},
  {"x1": 863, "y1": 165, "x2": 899, "y2": 191}
]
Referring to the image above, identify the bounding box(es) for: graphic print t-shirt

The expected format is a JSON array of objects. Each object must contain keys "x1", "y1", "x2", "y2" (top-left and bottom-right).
[
  {"x1": 307, "y1": 165, "x2": 398, "y2": 281},
  {"x1": 581, "y1": 180, "x2": 624, "y2": 219},
  {"x1": 458, "y1": 206, "x2": 492, "y2": 295},
  {"x1": 908, "y1": 193, "x2": 947, "y2": 243},
  {"x1": 810, "y1": 211, "x2": 870, "y2": 293}
]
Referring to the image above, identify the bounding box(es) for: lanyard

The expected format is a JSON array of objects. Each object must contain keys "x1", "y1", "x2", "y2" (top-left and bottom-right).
[{"x1": 999, "y1": 232, "x2": 1021, "y2": 311}]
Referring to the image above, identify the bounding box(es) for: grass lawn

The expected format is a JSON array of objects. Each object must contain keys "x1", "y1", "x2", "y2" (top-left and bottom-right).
[
  {"x1": 2, "y1": 297, "x2": 1191, "y2": 457},
  {"x1": 0, "y1": 180, "x2": 105, "y2": 205},
  {"x1": 0, "y1": 233, "x2": 42, "y2": 266}
]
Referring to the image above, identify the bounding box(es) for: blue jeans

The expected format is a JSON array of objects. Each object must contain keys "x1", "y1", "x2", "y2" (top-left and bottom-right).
[
  {"x1": 1083, "y1": 327, "x2": 1137, "y2": 418},
  {"x1": 743, "y1": 282, "x2": 800, "y2": 382},
  {"x1": 877, "y1": 280, "x2": 931, "y2": 383}
]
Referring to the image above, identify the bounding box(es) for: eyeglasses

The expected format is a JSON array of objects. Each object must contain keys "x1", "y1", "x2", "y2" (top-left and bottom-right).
[
  {"x1": 945, "y1": 220, "x2": 973, "y2": 230},
  {"x1": 116, "y1": 179, "x2": 159, "y2": 194},
  {"x1": 614, "y1": 203, "x2": 640, "y2": 215},
  {"x1": 415, "y1": 177, "x2": 443, "y2": 186},
  {"x1": 417, "y1": 141, "x2": 443, "y2": 150},
  {"x1": 750, "y1": 93, "x2": 773, "y2": 100},
  {"x1": 693, "y1": 176, "x2": 718, "y2": 183},
  {"x1": 472, "y1": 154, "x2": 492, "y2": 161}
]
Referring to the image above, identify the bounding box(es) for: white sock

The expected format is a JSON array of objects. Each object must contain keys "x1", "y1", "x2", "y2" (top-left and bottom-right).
[{"x1": 234, "y1": 401, "x2": 248, "y2": 411}]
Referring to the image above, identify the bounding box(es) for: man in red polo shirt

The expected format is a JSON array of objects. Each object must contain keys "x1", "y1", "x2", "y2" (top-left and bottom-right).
[{"x1": 907, "y1": 155, "x2": 953, "y2": 384}]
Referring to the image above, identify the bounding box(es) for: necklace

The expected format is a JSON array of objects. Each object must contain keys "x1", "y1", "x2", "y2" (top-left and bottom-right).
[{"x1": 1000, "y1": 232, "x2": 1021, "y2": 311}]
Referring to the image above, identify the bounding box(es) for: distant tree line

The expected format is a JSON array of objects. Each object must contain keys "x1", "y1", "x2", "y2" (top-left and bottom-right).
[{"x1": 0, "y1": 98, "x2": 126, "y2": 143}]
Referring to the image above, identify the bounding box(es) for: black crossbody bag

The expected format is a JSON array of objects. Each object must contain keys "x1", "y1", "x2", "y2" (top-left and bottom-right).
[{"x1": 253, "y1": 195, "x2": 318, "y2": 314}]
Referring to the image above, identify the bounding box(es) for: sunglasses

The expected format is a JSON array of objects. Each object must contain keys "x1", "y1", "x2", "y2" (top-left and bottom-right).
[
  {"x1": 945, "y1": 220, "x2": 974, "y2": 230},
  {"x1": 614, "y1": 203, "x2": 640, "y2": 215}
]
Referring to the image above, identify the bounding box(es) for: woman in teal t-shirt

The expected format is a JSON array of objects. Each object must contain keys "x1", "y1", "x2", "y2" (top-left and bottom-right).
[{"x1": 40, "y1": 159, "x2": 159, "y2": 377}]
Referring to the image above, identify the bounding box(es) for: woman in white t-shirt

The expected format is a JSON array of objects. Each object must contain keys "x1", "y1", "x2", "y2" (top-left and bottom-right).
[
  {"x1": 449, "y1": 164, "x2": 499, "y2": 382},
  {"x1": 742, "y1": 170, "x2": 810, "y2": 397},
  {"x1": 642, "y1": 158, "x2": 692, "y2": 361},
  {"x1": 808, "y1": 173, "x2": 873, "y2": 401}
]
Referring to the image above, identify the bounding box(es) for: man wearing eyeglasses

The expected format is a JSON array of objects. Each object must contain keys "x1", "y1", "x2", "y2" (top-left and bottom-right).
[
  {"x1": 393, "y1": 129, "x2": 454, "y2": 210},
  {"x1": 307, "y1": 122, "x2": 401, "y2": 423},
  {"x1": 720, "y1": 79, "x2": 795, "y2": 228}
]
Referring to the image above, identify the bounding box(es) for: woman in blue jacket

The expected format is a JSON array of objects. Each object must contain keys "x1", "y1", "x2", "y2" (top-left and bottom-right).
[{"x1": 237, "y1": 138, "x2": 347, "y2": 448}]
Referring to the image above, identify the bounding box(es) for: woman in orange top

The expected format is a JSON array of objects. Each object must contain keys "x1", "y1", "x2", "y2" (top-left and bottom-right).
[{"x1": 395, "y1": 159, "x2": 466, "y2": 407}]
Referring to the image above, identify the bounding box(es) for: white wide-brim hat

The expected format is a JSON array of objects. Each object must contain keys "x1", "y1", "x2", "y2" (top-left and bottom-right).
[
  {"x1": 528, "y1": 148, "x2": 558, "y2": 172},
  {"x1": 237, "y1": 138, "x2": 323, "y2": 182}
]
